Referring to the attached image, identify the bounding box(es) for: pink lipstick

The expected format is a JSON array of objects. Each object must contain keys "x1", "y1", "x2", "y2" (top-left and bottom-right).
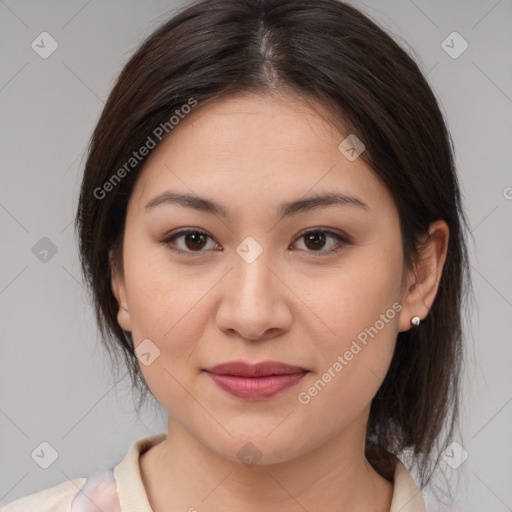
[{"x1": 203, "y1": 361, "x2": 308, "y2": 400}]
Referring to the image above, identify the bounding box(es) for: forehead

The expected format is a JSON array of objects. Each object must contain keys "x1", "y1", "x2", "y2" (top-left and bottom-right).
[{"x1": 129, "y1": 92, "x2": 394, "y2": 218}]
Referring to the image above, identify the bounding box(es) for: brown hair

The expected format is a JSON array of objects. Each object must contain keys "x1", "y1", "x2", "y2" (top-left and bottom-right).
[{"x1": 75, "y1": 0, "x2": 472, "y2": 488}]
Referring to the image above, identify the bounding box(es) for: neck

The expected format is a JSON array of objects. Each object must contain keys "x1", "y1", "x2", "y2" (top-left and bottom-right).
[{"x1": 140, "y1": 410, "x2": 393, "y2": 512}]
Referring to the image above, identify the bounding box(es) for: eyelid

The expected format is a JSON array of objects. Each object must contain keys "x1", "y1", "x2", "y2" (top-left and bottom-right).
[
  {"x1": 161, "y1": 227, "x2": 351, "y2": 256},
  {"x1": 291, "y1": 227, "x2": 351, "y2": 256},
  {"x1": 161, "y1": 228, "x2": 220, "y2": 257},
  {"x1": 293, "y1": 227, "x2": 352, "y2": 245}
]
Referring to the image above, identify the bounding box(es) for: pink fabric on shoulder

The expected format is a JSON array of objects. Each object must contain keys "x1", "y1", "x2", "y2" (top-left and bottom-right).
[{"x1": 70, "y1": 469, "x2": 122, "y2": 512}]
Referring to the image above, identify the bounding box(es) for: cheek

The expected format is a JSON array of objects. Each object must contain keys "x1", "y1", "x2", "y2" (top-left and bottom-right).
[
  {"x1": 127, "y1": 270, "x2": 210, "y2": 366},
  {"x1": 300, "y1": 243, "x2": 402, "y2": 415},
  {"x1": 122, "y1": 235, "x2": 215, "y2": 397},
  {"x1": 313, "y1": 251, "x2": 402, "y2": 347},
  {"x1": 122, "y1": 226, "x2": 206, "y2": 336},
  {"x1": 296, "y1": 298, "x2": 399, "y2": 438}
]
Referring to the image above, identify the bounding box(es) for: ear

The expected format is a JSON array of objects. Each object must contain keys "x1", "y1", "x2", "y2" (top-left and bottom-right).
[
  {"x1": 109, "y1": 248, "x2": 132, "y2": 332},
  {"x1": 398, "y1": 220, "x2": 449, "y2": 332}
]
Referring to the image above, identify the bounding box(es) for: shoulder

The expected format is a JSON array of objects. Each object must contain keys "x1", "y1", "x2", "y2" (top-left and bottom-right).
[
  {"x1": 1, "y1": 468, "x2": 121, "y2": 512},
  {"x1": 1, "y1": 433, "x2": 165, "y2": 512},
  {"x1": 0, "y1": 477, "x2": 86, "y2": 512}
]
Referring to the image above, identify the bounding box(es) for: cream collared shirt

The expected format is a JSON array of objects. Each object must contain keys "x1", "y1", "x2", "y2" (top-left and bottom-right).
[{"x1": 1, "y1": 434, "x2": 425, "y2": 511}]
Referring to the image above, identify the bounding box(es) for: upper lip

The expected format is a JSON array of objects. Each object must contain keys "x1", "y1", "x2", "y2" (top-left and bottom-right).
[{"x1": 204, "y1": 360, "x2": 308, "y2": 377}]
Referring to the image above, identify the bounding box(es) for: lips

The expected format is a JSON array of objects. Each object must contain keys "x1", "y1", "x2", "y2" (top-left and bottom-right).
[
  {"x1": 203, "y1": 361, "x2": 308, "y2": 400},
  {"x1": 204, "y1": 360, "x2": 307, "y2": 377}
]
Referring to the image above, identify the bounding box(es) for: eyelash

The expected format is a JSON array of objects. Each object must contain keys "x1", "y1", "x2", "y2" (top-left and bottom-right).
[{"x1": 160, "y1": 228, "x2": 350, "y2": 257}]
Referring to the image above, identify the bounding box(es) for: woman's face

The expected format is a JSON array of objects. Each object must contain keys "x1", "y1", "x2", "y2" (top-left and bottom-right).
[{"x1": 112, "y1": 92, "x2": 415, "y2": 464}]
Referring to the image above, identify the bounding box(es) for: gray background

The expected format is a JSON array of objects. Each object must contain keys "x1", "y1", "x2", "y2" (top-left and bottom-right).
[{"x1": 0, "y1": 0, "x2": 511, "y2": 510}]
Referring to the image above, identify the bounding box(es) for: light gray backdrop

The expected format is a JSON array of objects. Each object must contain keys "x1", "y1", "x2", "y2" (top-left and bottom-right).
[{"x1": 1, "y1": 1, "x2": 511, "y2": 510}]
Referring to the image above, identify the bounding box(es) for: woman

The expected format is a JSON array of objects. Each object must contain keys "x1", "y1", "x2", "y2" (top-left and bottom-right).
[{"x1": 2, "y1": 0, "x2": 471, "y2": 510}]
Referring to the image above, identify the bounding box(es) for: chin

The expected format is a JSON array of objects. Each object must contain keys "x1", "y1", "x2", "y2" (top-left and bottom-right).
[{"x1": 205, "y1": 431, "x2": 305, "y2": 467}]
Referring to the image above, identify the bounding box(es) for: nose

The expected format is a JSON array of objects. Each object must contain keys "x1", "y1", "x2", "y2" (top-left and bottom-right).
[{"x1": 215, "y1": 247, "x2": 293, "y2": 342}]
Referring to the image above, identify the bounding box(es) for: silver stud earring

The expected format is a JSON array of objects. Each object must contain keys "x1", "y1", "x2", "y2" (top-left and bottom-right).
[{"x1": 411, "y1": 316, "x2": 421, "y2": 326}]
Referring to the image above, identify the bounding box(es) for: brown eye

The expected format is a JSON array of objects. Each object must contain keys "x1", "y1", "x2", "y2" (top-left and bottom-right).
[
  {"x1": 293, "y1": 229, "x2": 349, "y2": 255},
  {"x1": 162, "y1": 229, "x2": 220, "y2": 254},
  {"x1": 182, "y1": 232, "x2": 208, "y2": 250},
  {"x1": 303, "y1": 231, "x2": 327, "y2": 251},
  {"x1": 162, "y1": 228, "x2": 349, "y2": 257}
]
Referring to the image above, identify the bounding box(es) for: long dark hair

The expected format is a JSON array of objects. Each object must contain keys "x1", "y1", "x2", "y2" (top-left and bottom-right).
[{"x1": 75, "y1": 0, "x2": 472, "y2": 487}]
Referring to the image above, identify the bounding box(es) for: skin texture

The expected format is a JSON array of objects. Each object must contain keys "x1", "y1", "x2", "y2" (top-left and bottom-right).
[{"x1": 111, "y1": 91, "x2": 449, "y2": 512}]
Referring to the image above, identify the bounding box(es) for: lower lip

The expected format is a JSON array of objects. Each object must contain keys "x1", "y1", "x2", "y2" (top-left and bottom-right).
[{"x1": 204, "y1": 371, "x2": 307, "y2": 400}]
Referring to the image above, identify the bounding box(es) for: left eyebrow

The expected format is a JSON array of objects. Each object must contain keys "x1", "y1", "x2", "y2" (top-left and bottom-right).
[
  {"x1": 144, "y1": 190, "x2": 369, "y2": 219},
  {"x1": 278, "y1": 191, "x2": 369, "y2": 218}
]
